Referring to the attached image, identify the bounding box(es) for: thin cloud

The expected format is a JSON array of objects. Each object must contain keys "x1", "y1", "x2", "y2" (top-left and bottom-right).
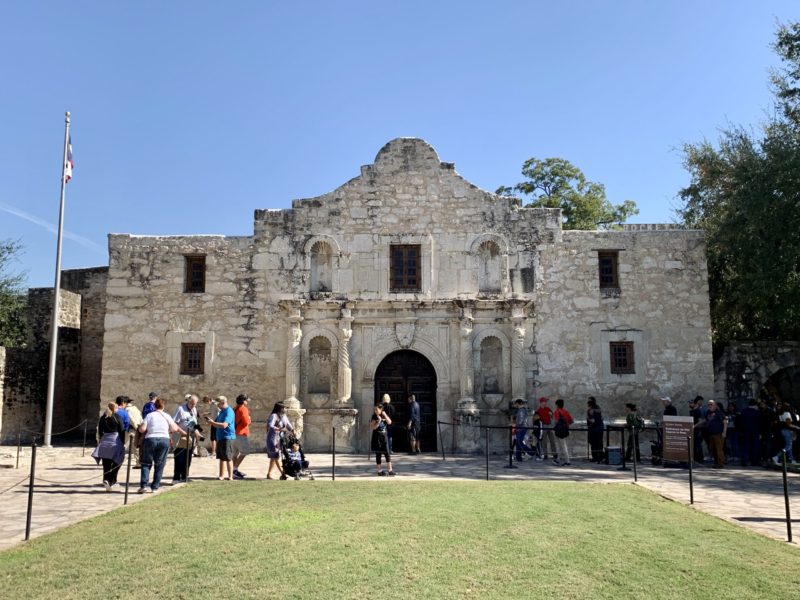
[{"x1": 0, "y1": 202, "x2": 105, "y2": 254}]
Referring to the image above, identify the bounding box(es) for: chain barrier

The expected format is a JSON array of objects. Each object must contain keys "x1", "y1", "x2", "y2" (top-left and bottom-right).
[
  {"x1": 19, "y1": 419, "x2": 89, "y2": 437},
  {"x1": 0, "y1": 476, "x2": 31, "y2": 496}
]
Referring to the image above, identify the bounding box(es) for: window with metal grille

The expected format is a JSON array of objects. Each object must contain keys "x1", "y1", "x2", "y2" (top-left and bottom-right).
[
  {"x1": 390, "y1": 245, "x2": 421, "y2": 291},
  {"x1": 184, "y1": 255, "x2": 206, "y2": 293},
  {"x1": 609, "y1": 341, "x2": 634, "y2": 374},
  {"x1": 598, "y1": 251, "x2": 619, "y2": 289},
  {"x1": 181, "y1": 343, "x2": 205, "y2": 375}
]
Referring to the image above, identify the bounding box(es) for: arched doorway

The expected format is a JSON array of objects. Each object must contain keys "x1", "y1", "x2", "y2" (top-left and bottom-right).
[
  {"x1": 374, "y1": 350, "x2": 437, "y2": 452},
  {"x1": 761, "y1": 365, "x2": 800, "y2": 405}
]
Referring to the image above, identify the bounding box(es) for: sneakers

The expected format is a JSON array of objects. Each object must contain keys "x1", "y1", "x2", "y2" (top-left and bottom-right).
[
  {"x1": 294, "y1": 474, "x2": 300, "y2": 480},
  {"x1": 535, "y1": 456, "x2": 543, "y2": 462},
  {"x1": 103, "y1": 481, "x2": 111, "y2": 492},
  {"x1": 552, "y1": 460, "x2": 560, "y2": 466},
  {"x1": 388, "y1": 471, "x2": 396, "y2": 476},
  {"x1": 378, "y1": 470, "x2": 387, "y2": 476},
  {"x1": 233, "y1": 469, "x2": 247, "y2": 478}
]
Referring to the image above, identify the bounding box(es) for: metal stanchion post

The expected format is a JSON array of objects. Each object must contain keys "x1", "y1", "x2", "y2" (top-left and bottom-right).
[
  {"x1": 438, "y1": 421, "x2": 446, "y2": 461},
  {"x1": 783, "y1": 450, "x2": 793, "y2": 543},
  {"x1": 16, "y1": 425, "x2": 21, "y2": 469},
  {"x1": 82, "y1": 420, "x2": 88, "y2": 457},
  {"x1": 24, "y1": 439, "x2": 37, "y2": 541},
  {"x1": 485, "y1": 427, "x2": 489, "y2": 481},
  {"x1": 331, "y1": 427, "x2": 336, "y2": 482},
  {"x1": 504, "y1": 426, "x2": 517, "y2": 469},
  {"x1": 184, "y1": 433, "x2": 192, "y2": 481},
  {"x1": 452, "y1": 419, "x2": 456, "y2": 454},
  {"x1": 632, "y1": 441, "x2": 638, "y2": 482},
  {"x1": 124, "y1": 437, "x2": 133, "y2": 505},
  {"x1": 618, "y1": 427, "x2": 630, "y2": 471},
  {"x1": 688, "y1": 436, "x2": 694, "y2": 505}
]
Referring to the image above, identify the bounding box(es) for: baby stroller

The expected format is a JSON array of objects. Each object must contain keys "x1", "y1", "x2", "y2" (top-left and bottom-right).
[{"x1": 280, "y1": 432, "x2": 314, "y2": 480}]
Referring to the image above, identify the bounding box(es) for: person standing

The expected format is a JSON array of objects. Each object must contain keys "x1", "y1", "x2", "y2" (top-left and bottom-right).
[
  {"x1": 142, "y1": 392, "x2": 158, "y2": 419},
  {"x1": 772, "y1": 405, "x2": 799, "y2": 465},
  {"x1": 125, "y1": 397, "x2": 143, "y2": 465},
  {"x1": 115, "y1": 396, "x2": 130, "y2": 433},
  {"x1": 266, "y1": 402, "x2": 293, "y2": 480},
  {"x1": 172, "y1": 394, "x2": 199, "y2": 483},
  {"x1": 536, "y1": 397, "x2": 556, "y2": 461},
  {"x1": 552, "y1": 399, "x2": 573, "y2": 466},
  {"x1": 689, "y1": 396, "x2": 705, "y2": 463},
  {"x1": 371, "y1": 404, "x2": 395, "y2": 476},
  {"x1": 204, "y1": 395, "x2": 236, "y2": 481},
  {"x1": 660, "y1": 396, "x2": 677, "y2": 417},
  {"x1": 513, "y1": 399, "x2": 535, "y2": 462},
  {"x1": 624, "y1": 403, "x2": 643, "y2": 463},
  {"x1": 381, "y1": 394, "x2": 396, "y2": 452},
  {"x1": 586, "y1": 397, "x2": 605, "y2": 463},
  {"x1": 138, "y1": 396, "x2": 186, "y2": 493},
  {"x1": 407, "y1": 394, "x2": 422, "y2": 454},
  {"x1": 92, "y1": 402, "x2": 126, "y2": 491},
  {"x1": 738, "y1": 399, "x2": 761, "y2": 467},
  {"x1": 699, "y1": 400, "x2": 727, "y2": 468},
  {"x1": 201, "y1": 395, "x2": 219, "y2": 457},
  {"x1": 233, "y1": 394, "x2": 252, "y2": 479}
]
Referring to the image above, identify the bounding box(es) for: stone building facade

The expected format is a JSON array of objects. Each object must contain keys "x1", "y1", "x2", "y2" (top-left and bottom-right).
[{"x1": 94, "y1": 138, "x2": 714, "y2": 452}]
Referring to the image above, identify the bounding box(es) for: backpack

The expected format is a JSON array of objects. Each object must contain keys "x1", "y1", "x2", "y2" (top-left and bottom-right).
[
  {"x1": 554, "y1": 416, "x2": 570, "y2": 439},
  {"x1": 635, "y1": 415, "x2": 645, "y2": 431}
]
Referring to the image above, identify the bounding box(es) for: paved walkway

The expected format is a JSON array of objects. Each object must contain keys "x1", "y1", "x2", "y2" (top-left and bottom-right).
[{"x1": 1, "y1": 446, "x2": 798, "y2": 551}]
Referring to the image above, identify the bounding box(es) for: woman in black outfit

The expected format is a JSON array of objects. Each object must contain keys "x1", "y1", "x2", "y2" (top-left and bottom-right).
[
  {"x1": 587, "y1": 397, "x2": 605, "y2": 463},
  {"x1": 370, "y1": 404, "x2": 395, "y2": 476},
  {"x1": 92, "y1": 402, "x2": 126, "y2": 491}
]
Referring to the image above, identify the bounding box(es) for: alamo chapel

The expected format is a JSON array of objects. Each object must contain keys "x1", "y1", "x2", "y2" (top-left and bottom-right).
[{"x1": 0, "y1": 138, "x2": 714, "y2": 451}]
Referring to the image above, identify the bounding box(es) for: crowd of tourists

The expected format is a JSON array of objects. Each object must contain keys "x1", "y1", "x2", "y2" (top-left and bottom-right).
[{"x1": 509, "y1": 394, "x2": 800, "y2": 470}]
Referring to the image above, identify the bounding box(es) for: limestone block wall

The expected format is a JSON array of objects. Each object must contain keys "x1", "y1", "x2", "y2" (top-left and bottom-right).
[{"x1": 533, "y1": 229, "x2": 713, "y2": 421}]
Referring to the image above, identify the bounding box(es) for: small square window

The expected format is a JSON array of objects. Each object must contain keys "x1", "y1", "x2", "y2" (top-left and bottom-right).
[
  {"x1": 184, "y1": 255, "x2": 206, "y2": 293},
  {"x1": 598, "y1": 251, "x2": 619, "y2": 289},
  {"x1": 390, "y1": 245, "x2": 421, "y2": 291},
  {"x1": 181, "y1": 343, "x2": 205, "y2": 375},
  {"x1": 609, "y1": 341, "x2": 634, "y2": 374}
]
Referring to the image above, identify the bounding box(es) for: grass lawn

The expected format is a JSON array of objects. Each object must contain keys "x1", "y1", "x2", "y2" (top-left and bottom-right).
[{"x1": 1, "y1": 481, "x2": 799, "y2": 599}]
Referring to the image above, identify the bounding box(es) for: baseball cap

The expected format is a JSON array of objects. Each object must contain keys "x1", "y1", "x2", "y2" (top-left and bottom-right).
[
  {"x1": 538, "y1": 397, "x2": 549, "y2": 403},
  {"x1": 659, "y1": 396, "x2": 672, "y2": 403},
  {"x1": 148, "y1": 391, "x2": 158, "y2": 400}
]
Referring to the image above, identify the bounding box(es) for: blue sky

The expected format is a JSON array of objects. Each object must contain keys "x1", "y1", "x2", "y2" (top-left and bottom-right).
[{"x1": 1, "y1": 2, "x2": 797, "y2": 288}]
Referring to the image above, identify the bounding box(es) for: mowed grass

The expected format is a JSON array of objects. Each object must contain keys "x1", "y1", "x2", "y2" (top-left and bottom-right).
[{"x1": 1, "y1": 481, "x2": 799, "y2": 600}]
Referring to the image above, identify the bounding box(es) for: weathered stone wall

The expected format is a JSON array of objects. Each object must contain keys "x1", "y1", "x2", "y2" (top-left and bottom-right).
[
  {"x1": 0, "y1": 288, "x2": 83, "y2": 443},
  {"x1": 62, "y1": 268, "x2": 109, "y2": 422},
  {"x1": 714, "y1": 342, "x2": 800, "y2": 406},
  {"x1": 98, "y1": 138, "x2": 714, "y2": 452}
]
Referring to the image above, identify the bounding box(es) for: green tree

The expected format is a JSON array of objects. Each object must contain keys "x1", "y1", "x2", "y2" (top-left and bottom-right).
[
  {"x1": 497, "y1": 157, "x2": 638, "y2": 230},
  {"x1": 0, "y1": 239, "x2": 27, "y2": 348},
  {"x1": 678, "y1": 22, "x2": 800, "y2": 344}
]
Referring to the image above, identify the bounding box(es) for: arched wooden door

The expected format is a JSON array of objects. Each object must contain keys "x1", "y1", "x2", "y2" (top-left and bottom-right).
[{"x1": 374, "y1": 350, "x2": 437, "y2": 452}]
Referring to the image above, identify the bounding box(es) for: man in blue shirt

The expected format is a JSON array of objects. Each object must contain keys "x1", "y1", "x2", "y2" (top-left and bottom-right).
[
  {"x1": 142, "y1": 392, "x2": 158, "y2": 419},
  {"x1": 114, "y1": 396, "x2": 130, "y2": 432},
  {"x1": 407, "y1": 394, "x2": 422, "y2": 454},
  {"x1": 204, "y1": 396, "x2": 235, "y2": 481}
]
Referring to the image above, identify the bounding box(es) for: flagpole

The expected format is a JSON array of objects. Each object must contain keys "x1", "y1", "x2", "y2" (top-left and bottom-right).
[{"x1": 44, "y1": 111, "x2": 71, "y2": 447}]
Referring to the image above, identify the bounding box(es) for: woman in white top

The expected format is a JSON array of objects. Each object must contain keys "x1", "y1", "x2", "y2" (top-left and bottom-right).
[{"x1": 137, "y1": 396, "x2": 186, "y2": 493}]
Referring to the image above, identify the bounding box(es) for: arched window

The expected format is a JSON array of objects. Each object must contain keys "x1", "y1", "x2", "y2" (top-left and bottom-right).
[
  {"x1": 308, "y1": 336, "x2": 332, "y2": 393},
  {"x1": 310, "y1": 241, "x2": 333, "y2": 293},
  {"x1": 477, "y1": 240, "x2": 502, "y2": 293}
]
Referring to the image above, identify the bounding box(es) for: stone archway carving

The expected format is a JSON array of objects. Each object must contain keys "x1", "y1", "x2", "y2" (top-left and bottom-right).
[{"x1": 472, "y1": 328, "x2": 511, "y2": 401}]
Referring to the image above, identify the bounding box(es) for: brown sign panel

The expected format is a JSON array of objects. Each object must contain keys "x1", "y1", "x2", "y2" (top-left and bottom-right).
[{"x1": 662, "y1": 416, "x2": 694, "y2": 462}]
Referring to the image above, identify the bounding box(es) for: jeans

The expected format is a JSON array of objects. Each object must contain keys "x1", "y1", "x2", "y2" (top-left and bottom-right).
[
  {"x1": 515, "y1": 427, "x2": 534, "y2": 460},
  {"x1": 777, "y1": 429, "x2": 795, "y2": 463},
  {"x1": 140, "y1": 437, "x2": 170, "y2": 490}
]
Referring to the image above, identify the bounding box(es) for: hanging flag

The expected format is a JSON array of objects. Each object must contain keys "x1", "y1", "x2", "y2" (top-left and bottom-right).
[{"x1": 64, "y1": 135, "x2": 73, "y2": 182}]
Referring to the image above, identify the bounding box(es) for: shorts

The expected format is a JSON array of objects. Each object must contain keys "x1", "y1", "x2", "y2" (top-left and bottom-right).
[
  {"x1": 409, "y1": 422, "x2": 421, "y2": 441},
  {"x1": 233, "y1": 435, "x2": 251, "y2": 456},
  {"x1": 210, "y1": 427, "x2": 217, "y2": 442},
  {"x1": 216, "y1": 438, "x2": 234, "y2": 461}
]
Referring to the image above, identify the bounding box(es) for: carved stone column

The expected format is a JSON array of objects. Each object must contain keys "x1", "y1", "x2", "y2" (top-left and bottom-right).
[
  {"x1": 330, "y1": 407, "x2": 358, "y2": 452},
  {"x1": 510, "y1": 304, "x2": 527, "y2": 400},
  {"x1": 283, "y1": 303, "x2": 306, "y2": 437},
  {"x1": 456, "y1": 306, "x2": 480, "y2": 451},
  {"x1": 337, "y1": 305, "x2": 354, "y2": 406}
]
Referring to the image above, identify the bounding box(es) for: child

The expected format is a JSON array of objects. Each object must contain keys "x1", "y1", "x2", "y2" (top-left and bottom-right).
[
  {"x1": 287, "y1": 442, "x2": 304, "y2": 480},
  {"x1": 530, "y1": 412, "x2": 543, "y2": 460}
]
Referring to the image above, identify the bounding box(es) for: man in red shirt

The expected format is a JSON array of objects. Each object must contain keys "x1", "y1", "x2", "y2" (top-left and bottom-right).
[
  {"x1": 233, "y1": 394, "x2": 252, "y2": 480},
  {"x1": 535, "y1": 397, "x2": 556, "y2": 461}
]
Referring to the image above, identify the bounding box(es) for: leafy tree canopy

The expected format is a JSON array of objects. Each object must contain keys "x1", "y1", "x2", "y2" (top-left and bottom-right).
[
  {"x1": 679, "y1": 22, "x2": 800, "y2": 344},
  {"x1": 0, "y1": 239, "x2": 27, "y2": 348},
  {"x1": 497, "y1": 157, "x2": 638, "y2": 230}
]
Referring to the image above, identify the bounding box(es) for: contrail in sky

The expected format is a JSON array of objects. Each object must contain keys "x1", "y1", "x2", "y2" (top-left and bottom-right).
[{"x1": 0, "y1": 201, "x2": 105, "y2": 253}]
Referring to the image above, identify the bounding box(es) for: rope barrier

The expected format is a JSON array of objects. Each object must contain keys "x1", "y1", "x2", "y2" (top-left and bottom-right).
[
  {"x1": 0, "y1": 476, "x2": 31, "y2": 496},
  {"x1": 19, "y1": 419, "x2": 90, "y2": 437}
]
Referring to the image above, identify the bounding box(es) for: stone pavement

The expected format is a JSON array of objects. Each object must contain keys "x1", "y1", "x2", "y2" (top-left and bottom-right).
[{"x1": 1, "y1": 446, "x2": 798, "y2": 552}]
